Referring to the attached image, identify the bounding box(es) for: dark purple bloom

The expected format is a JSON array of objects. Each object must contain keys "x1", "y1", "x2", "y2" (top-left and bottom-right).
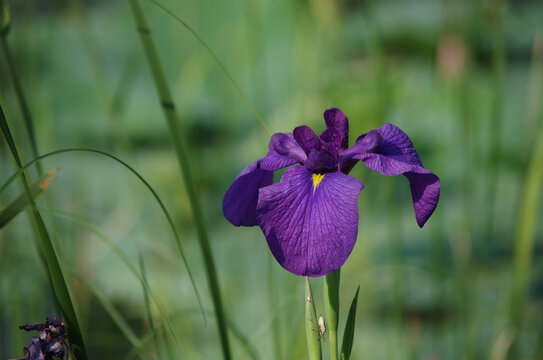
[
  {"x1": 13, "y1": 317, "x2": 69, "y2": 360},
  {"x1": 223, "y1": 108, "x2": 440, "y2": 277}
]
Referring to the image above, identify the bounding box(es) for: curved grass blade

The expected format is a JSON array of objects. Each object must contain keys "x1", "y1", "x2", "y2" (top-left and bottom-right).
[
  {"x1": 0, "y1": 103, "x2": 88, "y2": 360},
  {"x1": 147, "y1": 0, "x2": 272, "y2": 136},
  {"x1": 324, "y1": 269, "x2": 340, "y2": 360},
  {"x1": 0, "y1": 148, "x2": 204, "y2": 323},
  {"x1": 340, "y1": 286, "x2": 360, "y2": 360},
  {"x1": 305, "y1": 277, "x2": 322, "y2": 360},
  {"x1": 0, "y1": 168, "x2": 56, "y2": 228},
  {"x1": 128, "y1": 1, "x2": 231, "y2": 358}
]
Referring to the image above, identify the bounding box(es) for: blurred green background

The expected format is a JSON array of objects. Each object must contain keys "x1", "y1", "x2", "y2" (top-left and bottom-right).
[{"x1": 1, "y1": 0, "x2": 543, "y2": 359}]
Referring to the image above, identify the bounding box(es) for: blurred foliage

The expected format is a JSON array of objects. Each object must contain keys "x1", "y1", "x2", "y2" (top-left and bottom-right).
[{"x1": 1, "y1": 0, "x2": 543, "y2": 359}]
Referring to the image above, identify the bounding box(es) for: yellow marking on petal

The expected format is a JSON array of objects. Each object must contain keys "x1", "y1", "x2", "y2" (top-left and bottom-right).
[{"x1": 312, "y1": 173, "x2": 325, "y2": 193}]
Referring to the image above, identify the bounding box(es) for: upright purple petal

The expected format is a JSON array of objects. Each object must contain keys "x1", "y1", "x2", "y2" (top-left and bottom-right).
[
  {"x1": 344, "y1": 123, "x2": 440, "y2": 227},
  {"x1": 320, "y1": 127, "x2": 342, "y2": 160},
  {"x1": 324, "y1": 108, "x2": 349, "y2": 149},
  {"x1": 256, "y1": 165, "x2": 364, "y2": 277},
  {"x1": 293, "y1": 125, "x2": 320, "y2": 155}
]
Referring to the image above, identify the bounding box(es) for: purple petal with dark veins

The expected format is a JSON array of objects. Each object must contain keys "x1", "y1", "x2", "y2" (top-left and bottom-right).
[
  {"x1": 293, "y1": 125, "x2": 320, "y2": 155},
  {"x1": 270, "y1": 133, "x2": 307, "y2": 162},
  {"x1": 223, "y1": 153, "x2": 299, "y2": 227},
  {"x1": 347, "y1": 123, "x2": 440, "y2": 227},
  {"x1": 256, "y1": 165, "x2": 364, "y2": 277},
  {"x1": 324, "y1": 108, "x2": 349, "y2": 149}
]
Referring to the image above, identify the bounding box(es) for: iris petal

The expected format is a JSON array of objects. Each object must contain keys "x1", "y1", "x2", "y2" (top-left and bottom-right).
[
  {"x1": 343, "y1": 123, "x2": 440, "y2": 227},
  {"x1": 223, "y1": 153, "x2": 299, "y2": 227},
  {"x1": 324, "y1": 108, "x2": 349, "y2": 149},
  {"x1": 293, "y1": 125, "x2": 320, "y2": 155},
  {"x1": 256, "y1": 165, "x2": 364, "y2": 276}
]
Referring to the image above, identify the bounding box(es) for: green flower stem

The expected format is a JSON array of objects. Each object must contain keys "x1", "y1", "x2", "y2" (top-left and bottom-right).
[
  {"x1": 0, "y1": 104, "x2": 88, "y2": 360},
  {"x1": 324, "y1": 269, "x2": 340, "y2": 360},
  {"x1": 305, "y1": 277, "x2": 322, "y2": 360},
  {"x1": 127, "y1": 1, "x2": 231, "y2": 358}
]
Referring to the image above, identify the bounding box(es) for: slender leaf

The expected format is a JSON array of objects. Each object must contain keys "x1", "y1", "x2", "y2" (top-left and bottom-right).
[
  {"x1": 340, "y1": 286, "x2": 360, "y2": 360},
  {"x1": 324, "y1": 269, "x2": 340, "y2": 360},
  {"x1": 0, "y1": 168, "x2": 56, "y2": 228},
  {"x1": 305, "y1": 277, "x2": 322, "y2": 360}
]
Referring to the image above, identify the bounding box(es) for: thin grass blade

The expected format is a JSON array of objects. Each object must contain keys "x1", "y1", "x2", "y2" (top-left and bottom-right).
[{"x1": 340, "y1": 286, "x2": 360, "y2": 360}]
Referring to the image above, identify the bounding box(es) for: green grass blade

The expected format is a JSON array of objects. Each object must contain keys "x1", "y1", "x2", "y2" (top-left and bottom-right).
[
  {"x1": 324, "y1": 269, "x2": 340, "y2": 360},
  {"x1": 127, "y1": 1, "x2": 231, "y2": 358},
  {"x1": 147, "y1": 0, "x2": 271, "y2": 136},
  {"x1": 340, "y1": 286, "x2": 360, "y2": 360},
  {"x1": 0, "y1": 103, "x2": 88, "y2": 360},
  {"x1": 0, "y1": 148, "x2": 203, "y2": 319},
  {"x1": 0, "y1": 168, "x2": 56, "y2": 228},
  {"x1": 305, "y1": 277, "x2": 322, "y2": 360}
]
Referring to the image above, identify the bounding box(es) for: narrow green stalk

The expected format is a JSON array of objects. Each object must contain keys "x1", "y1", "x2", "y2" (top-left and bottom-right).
[
  {"x1": 127, "y1": 2, "x2": 231, "y2": 358},
  {"x1": 0, "y1": 104, "x2": 88, "y2": 360},
  {"x1": 147, "y1": 0, "x2": 272, "y2": 136},
  {"x1": 324, "y1": 269, "x2": 340, "y2": 360},
  {"x1": 305, "y1": 277, "x2": 322, "y2": 360}
]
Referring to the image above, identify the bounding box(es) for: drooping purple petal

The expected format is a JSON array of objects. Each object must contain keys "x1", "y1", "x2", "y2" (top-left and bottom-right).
[
  {"x1": 324, "y1": 108, "x2": 349, "y2": 149},
  {"x1": 343, "y1": 123, "x2": 440, "y2": 227},
  {"x1": 256, "y1": 165, "x2": 364, "y2": 277},
  {"x1": 223, "y1": 152, "x2": 299, "y2": 227},
  {"x1": 293, "y1": 125, "x2": 320, "y2": 155}
]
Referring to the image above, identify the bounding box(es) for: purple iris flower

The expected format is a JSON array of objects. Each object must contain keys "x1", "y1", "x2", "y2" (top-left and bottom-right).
[{"x1": 223, "y1": 108, "x2": 440, "y2": 277}]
